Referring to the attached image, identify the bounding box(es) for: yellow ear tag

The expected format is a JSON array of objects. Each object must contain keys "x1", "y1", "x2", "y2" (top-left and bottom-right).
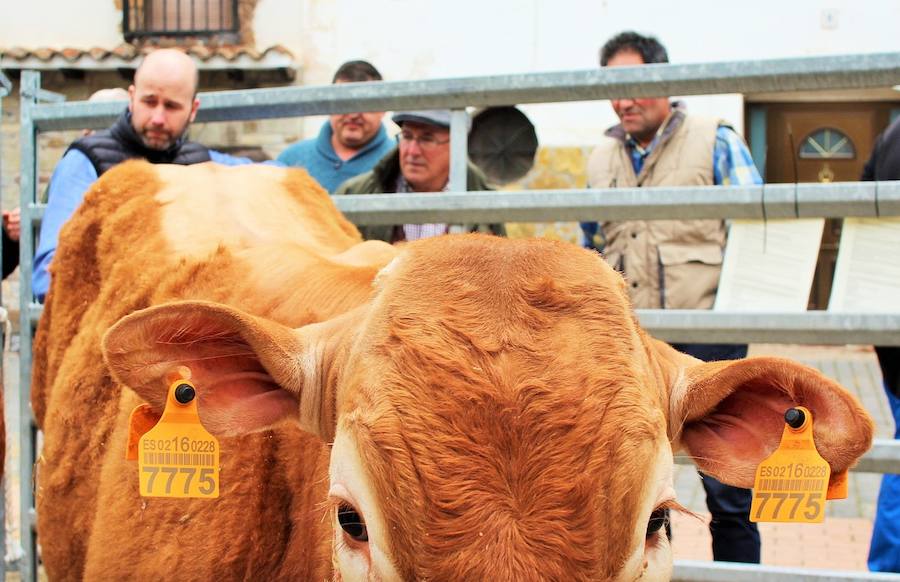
[
  {"x1": 137, "y1": 375, "x2": 220, "y2": 499},
  {"x1": 750, "y1": 406, "x2": 829, "y2": 523}
]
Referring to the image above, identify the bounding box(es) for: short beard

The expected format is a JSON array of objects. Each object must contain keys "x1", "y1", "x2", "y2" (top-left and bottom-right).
[{"x1": 141, "y1": 132, "x2": 175, "y2": 150}]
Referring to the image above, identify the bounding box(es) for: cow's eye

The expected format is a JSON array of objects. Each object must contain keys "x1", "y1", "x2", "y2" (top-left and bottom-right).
[
  {"x1": 337, "y1": 502, "x2": 369, "y2": 543},
  {"x1": 646, "y1": 507, "x2": 669, "y2": 538}
]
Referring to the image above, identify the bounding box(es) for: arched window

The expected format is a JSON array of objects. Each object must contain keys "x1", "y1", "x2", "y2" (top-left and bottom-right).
[{"x1": 799, "y1": 128, "x2": 856, "y2": 159}]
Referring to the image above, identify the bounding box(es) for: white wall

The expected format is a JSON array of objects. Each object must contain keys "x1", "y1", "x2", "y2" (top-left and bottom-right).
[
  {"x1": 2, "y1": 0, "x2": 121, "y2": 48},
  {"x1": 287, "y1": 0, "x2": 900, "y2": 145},
  {"x1": 5, "y1": 0, "x2": 898, "y2": 146}
]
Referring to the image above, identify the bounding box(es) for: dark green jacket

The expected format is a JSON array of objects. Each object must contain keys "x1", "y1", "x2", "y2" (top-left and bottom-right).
[{"x1": 334, "y1": 147, "x2": 506, "y2": 242}]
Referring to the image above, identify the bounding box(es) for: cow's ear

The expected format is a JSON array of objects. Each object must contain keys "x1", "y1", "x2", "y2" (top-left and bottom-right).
[
  {"x1": 103, "y1": 300, "x2": 348, "y2": 441},
  {"x1": 668, "y1": 355, "x2": 874, "y2": 488}
]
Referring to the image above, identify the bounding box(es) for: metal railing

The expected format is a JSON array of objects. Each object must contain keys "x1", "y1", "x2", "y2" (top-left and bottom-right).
[
  {"x1": 0, "y1": 68, "x2": 11, "y2": 582},
  {"x1": 15, "y1": 51, "x2": 900, "y2": 582},
  {"x1": 672, "y1": 561, "x2": 900, "y2": 581}
]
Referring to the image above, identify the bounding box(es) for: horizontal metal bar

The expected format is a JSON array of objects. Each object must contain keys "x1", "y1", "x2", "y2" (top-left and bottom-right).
[
  {"x1": 639, "y1": 311, "x2": 900, "y2": 346},
  {"x1": 25, "y1": 183, "x2": 900, "y2": 231},
  {"x1": 676, "y1": 439, "x2": 900, "y2": 474},
  {"x1": 852, "y1": 439, "x2": 900, "y2": 474},
  {"x1": 37, "y1": 89, "x2": 65, "y2": 103},
  {"x1": 27, "y1": 52, "x2": 900, "y2": 130},
  {"x1": 27, "y1": 99, "x2": 127, "y2": 131},
  {"x1": 672, "y1": 560, "x2": 900, "y2": 581},
  {"x1": 26, "y1": 303, "x2": 900, "y2": 346},
  {"x1": 334, "y1": 182, "x2": 900, "y2": 224}
]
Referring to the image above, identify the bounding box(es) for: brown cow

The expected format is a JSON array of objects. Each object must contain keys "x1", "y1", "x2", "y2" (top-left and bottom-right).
[{"x1": 34, "y1": 160, "x2": 872, "y2": 580}]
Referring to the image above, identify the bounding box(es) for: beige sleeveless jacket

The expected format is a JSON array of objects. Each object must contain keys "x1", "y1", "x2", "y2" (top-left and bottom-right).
[{"x1": 587, "y1": 113, "x2": 725, "y2": 309}]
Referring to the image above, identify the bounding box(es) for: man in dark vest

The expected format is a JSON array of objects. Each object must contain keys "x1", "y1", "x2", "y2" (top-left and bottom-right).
[{"x1": 33, "y1": 48, "x2": 253, "y2": 301}]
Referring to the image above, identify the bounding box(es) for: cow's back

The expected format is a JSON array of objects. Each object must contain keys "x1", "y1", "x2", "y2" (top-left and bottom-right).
[{"x1": 32, "y1": 161, "x2": 389, "y2": 580}]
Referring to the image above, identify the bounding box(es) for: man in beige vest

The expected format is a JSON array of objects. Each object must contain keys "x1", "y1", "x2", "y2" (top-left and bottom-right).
[{"x1": 581, "y1": 31, "x2": 763, "y2": 563}]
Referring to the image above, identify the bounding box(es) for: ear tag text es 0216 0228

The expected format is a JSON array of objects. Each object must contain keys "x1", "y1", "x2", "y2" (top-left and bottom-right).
[
  {"x1": 127, "y1": 370, "x2": 220, "y2": 499},
  {"x1": 750, "y1": 406, "x2": 833, "y2": 523}
]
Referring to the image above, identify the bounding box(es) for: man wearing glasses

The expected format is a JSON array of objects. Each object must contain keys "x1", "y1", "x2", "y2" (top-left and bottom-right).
[{"x1": 335, "y1": 109, "x2": 505, "y2": 242}]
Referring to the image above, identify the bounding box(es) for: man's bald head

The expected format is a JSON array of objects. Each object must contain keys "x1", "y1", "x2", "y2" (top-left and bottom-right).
[
  {"x1": 134, "y1": 49, "x2": 199, "y2": 97},
  {"x1": 128, "y1": 49, "x2": 201, "y2": 150}
]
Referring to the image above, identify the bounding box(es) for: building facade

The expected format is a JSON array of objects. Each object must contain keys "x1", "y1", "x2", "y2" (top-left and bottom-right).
[{"x1": 2, "y1": 0, "x2": 899, "y2": 301}]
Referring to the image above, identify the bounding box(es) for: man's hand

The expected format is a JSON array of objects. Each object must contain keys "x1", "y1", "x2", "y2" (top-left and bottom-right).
[{"x1": 3, "y1": 207, "x2": 21, "y2": 241}]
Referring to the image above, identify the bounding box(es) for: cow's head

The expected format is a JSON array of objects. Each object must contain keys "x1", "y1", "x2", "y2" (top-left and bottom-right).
[{"x1": 103, "y1": 235, "x2": 873, "y2": 581}]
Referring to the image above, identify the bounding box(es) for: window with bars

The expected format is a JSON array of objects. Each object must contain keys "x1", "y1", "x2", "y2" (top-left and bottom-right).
[{"x1": 123, "y1": 0, "x2": 239, "y2": 40}]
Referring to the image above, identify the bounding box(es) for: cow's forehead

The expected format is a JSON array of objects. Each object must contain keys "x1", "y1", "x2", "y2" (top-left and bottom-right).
[
  {"x1": 367, "y1": 235, "x2": 633, "y2": 341},
  {"x1": 353, "y1": 369, "x2": 667, "y2": 579},
  {"x1": 342, "y1": 235, "x2": 669, "y2": 578}
]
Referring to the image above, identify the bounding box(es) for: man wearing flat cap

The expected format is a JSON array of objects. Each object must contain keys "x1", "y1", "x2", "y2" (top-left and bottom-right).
[{"x1": 335, "y1": 109, "x2": 505, "y2": 242}]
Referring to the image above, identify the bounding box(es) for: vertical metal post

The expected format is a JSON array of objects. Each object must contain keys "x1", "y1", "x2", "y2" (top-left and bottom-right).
[
  {"x1": 0, "y1": 72, "x2": 10, "y2": 298},
  {"x1": 17, "y1": 71, "x2": 39, "y2": 582},
  {"x1": 0, "y1": 68, "x2": 10, "y2": 582},
  {"x1": 449, "y1": 108, "x2": 468, "y2": 193}
]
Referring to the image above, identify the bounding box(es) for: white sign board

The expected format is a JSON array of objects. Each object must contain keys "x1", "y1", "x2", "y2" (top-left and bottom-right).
[
  {"x1": 828, "y1": 217, "x2": 900, "y2": 313},
  {"x1": 715, "y1": 219, "x2": 825, "y2": 312}
]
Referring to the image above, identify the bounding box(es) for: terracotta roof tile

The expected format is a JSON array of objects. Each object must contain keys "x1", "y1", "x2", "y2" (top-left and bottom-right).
[
  {"x1": 110, "y1": 44, "x2": 140, "y2": 59},
  {"x1": 0, "y1": 43, "x2": 294, "y2": 70},
  {"x1": 5, "y1": 47, "x2": 27, "y2": 59},
  {"x1": 60, "y1": 48, "x2": 83, "y2": 61},
  {"x1": 32, "y1": 48, "x2": 55, "y2": 61}
]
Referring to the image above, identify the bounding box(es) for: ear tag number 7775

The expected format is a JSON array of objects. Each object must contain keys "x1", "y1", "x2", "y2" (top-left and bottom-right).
[
  {"x1": 136, "y1": 376, "x2": 220, "y2": 499},
  {"x1": 750, "y1": 406, "x2": 829, "y2": 523}
]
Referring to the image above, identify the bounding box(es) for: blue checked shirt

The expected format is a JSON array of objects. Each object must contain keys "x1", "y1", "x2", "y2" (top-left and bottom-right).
[{"x1": 580, "y1": 124, "x2": 762, "y2": 250}]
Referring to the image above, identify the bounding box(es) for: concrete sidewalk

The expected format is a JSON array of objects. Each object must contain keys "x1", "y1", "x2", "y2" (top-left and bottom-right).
[{"x1": 672, "y1": 343, "x2": 894, "y2": 573}]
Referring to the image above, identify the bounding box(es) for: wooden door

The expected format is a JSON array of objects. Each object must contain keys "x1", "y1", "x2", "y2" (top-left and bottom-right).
[{"x1": 754, "y1": 102, "x2": 895, "y2": 309}]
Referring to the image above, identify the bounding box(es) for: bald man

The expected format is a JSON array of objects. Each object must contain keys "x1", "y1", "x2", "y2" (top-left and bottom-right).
[{"x1": 33, "y1": 49, "x2": 253, "y2": 301}]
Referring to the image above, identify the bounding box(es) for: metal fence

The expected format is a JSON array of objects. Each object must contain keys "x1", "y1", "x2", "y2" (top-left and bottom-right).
[
  {"x1": 14, "y1": 51, "x2": 900, "y2": 581},
  {"x1": 0, "y1": 68, "x2": 11, "y2": 582}
]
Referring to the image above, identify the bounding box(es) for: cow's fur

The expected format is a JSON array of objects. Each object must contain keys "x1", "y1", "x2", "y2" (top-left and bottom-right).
[
  {"x1": 33, "y1": 161, "x2": 383, "y2": 580},
  {"x1": 34, "y1": 161, "x2": 874, "y2": 580}
]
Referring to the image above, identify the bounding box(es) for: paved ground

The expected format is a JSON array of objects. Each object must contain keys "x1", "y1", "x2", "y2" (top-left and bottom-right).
[
  {"x1": 672, "y1": 343, "x2": 895, "y2": 574},
  {"x1": 1, "y1": 341, "x2": 896, "y2": 577}
]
